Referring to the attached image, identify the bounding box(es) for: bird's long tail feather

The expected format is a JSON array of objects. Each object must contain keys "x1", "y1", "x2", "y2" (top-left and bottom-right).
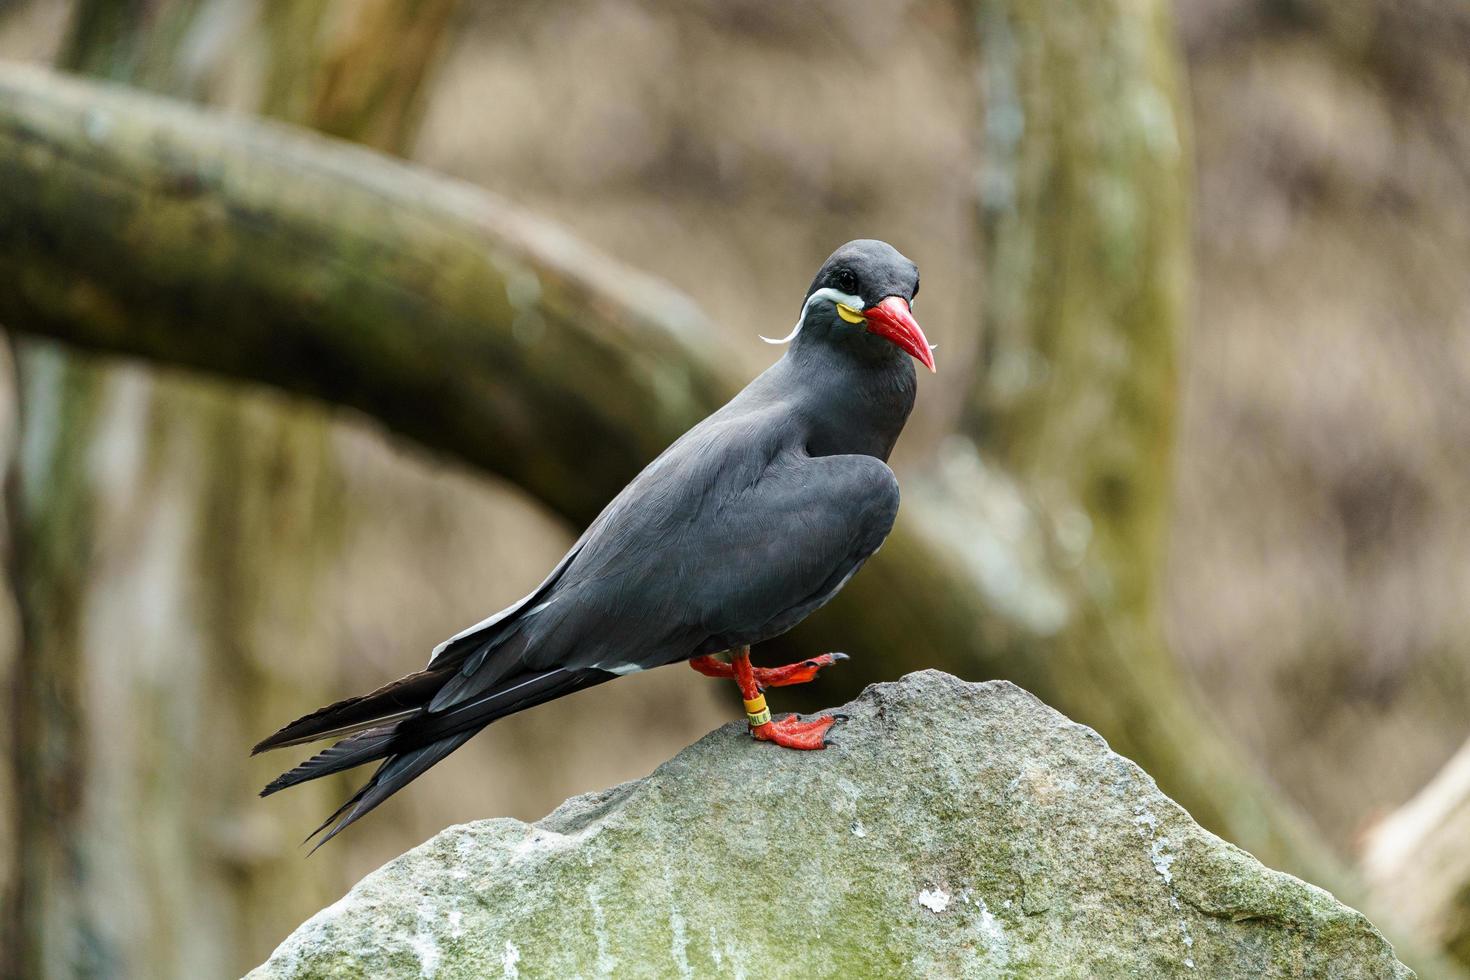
[
  {"x1": 252, "y1": 671, "x2": 445, "y2": 754},
  {"x1": 256, "y1": 665, "x2": 610, "y2": 847},
  {"x1": 305, "y1": 730, "x2": 478, "y2": 851},
  {"x1": 259, "y1": 726, "x2": 401, "y2": 797}
]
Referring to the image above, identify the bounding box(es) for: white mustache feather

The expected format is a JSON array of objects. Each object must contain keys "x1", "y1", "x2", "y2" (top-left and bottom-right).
[{"x1": 759, "y1": 287, "x2": 866, "y2": 345}]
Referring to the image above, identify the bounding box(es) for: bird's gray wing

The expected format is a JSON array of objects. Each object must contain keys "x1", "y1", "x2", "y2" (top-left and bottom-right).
[
  {"x1": 510, "y1": 427, "x2": 900, "y2": 674},
  {"x1": 683, "y1": 448, "x2": 900, "y2": 650}
]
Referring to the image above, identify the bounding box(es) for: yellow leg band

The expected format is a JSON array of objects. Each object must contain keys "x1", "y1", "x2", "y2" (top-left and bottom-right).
[{"x1": 744, "y1": 694, "x2": 770, "y2": 727}]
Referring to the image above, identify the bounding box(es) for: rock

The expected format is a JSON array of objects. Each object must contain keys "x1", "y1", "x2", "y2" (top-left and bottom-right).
[{"x1": 249, "y1": 671, "x2": 1411, "y2": 978}]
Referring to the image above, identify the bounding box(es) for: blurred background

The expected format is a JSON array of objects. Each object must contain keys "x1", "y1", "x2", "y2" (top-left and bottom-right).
[{"x1": 0, "y1": 0, "x2": 1467, "y2": 976}]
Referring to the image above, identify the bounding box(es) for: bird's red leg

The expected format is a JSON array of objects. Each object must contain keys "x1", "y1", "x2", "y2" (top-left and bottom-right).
[
  {"x1": 688, "y1": 655, "x2": 733, "y2": 679},
  {"x1": 688, "y1": 652, "x2": 847, "y2": 688},
  {"x1": 729, "y1": 647, "x2": 841, "y2": 750}
]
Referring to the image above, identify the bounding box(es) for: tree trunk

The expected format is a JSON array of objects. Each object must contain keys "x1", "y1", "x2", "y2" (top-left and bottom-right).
[
  {"x1": 3, "y1": 2, "x2": 458, "y2": 976},
  {"x1": 965, "y1": 0, "x2": 1283, "y2": 866}
]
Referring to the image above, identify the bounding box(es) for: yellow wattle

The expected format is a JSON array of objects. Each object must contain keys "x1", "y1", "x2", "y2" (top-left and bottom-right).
[{"x1": 836, "y1": 303, "x2": 866, "y2": 324}]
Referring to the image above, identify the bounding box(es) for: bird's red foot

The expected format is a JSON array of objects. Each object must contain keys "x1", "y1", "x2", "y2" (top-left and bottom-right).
[
  {"x1": 688, "y1": 652, "x2": 848, "y2": 689},
  {"x1": 751, "y1": 713, "x2": 843, "y2": 750},
  {"x1": 704, "y1": 646, "x2": 849, "y2": 750}
]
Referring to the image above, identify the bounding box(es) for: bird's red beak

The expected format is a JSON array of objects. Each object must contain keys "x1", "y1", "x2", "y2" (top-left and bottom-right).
[{"x1": 863, "y1": 296, "x2": 935, "y2": 373}]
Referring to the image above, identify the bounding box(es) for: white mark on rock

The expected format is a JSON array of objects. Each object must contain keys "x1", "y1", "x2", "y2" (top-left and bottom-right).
[
  {"x1": 408, "y1": 932, "x2": 441, "y2": 977},
  {"x1": 974, "y1": 896, "x2": 1010, "y2": 961},
  {"x1": 1150, "y1": 837, "x2": 1176, "y2": 885},
  {"x1": 447, "y1": 909, "x2": 463, "y2": 938},
  {"x1": 410, "y1": 904, "x2": 442, "y2": 977},
  {"x1": 1170, "y1": 894, "x2": 1197, "y2": 969},
  {"x1": 710, "y1": 932, "x2": 748, "y2": 980},
  {"x1": 851, "y1": 819, "x2": 867, "y2": 838},
  {"x1": 587, "y1": 884, "x2": 618, "y2": 977},
  {"x1": 512, "y1": 826, "x2": 574, "y2": 860},
  {"x1": 502, "y1": 940, "x2": 520, "y2": 978},
  {"x1": 918, "y1": 888, "x2": 951, "y2": 913},
  {"x1": 670, "y1": 906, "x2": 692, "y2": 979},
  {"x1": 1134, "y1": 802, "x2": 1195, "y2": 969}
]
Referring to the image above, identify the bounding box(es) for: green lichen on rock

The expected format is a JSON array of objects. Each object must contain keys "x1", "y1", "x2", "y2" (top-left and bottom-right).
[{"x1": 249, "y1": 671, "x2": 1410, "y2": 979}]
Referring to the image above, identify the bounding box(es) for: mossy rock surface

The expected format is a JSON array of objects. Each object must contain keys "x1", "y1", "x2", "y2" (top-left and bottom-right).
[{"x1": 249, "y1": 671, "x2": 1411, "y2": 979}]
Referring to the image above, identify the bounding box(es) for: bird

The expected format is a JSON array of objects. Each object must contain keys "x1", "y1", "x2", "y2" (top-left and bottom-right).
[{"x1": 254, "y1": 239, "x2": 934, "y2": 847}]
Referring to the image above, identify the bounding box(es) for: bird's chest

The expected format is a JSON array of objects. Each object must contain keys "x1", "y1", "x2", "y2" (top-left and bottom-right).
[{"x1": 801, "y1": 383, "x2": 914, "y2": 462}]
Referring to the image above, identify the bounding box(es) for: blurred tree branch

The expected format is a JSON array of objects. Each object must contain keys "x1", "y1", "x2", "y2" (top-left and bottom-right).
[
  {"x1": 0, "y1": 62, "x2": 735, "y2": 525},
  {"x1": 1364, "y1": 737, "x2": 1470, "y2": 968}
]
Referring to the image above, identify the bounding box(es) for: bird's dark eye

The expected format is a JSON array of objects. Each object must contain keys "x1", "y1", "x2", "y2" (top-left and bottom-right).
[{"x1": 835, "y1": 269, "x2": 858, "y2": 295}]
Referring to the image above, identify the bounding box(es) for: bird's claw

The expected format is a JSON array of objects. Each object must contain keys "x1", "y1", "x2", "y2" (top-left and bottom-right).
[
  {"x1": 822, "y1": 713, "x2": 852, "y2": 746},
  {"x1": 754, "y1": 652, "x2": 851, "y2": 689},
  {"x1": 752, "y1": 712, "x2": 841, "y2": 750}
]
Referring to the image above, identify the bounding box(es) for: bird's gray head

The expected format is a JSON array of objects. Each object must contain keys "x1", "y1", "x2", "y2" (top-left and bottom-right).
[{"x1": 763, "y1": 239, "x2": 934, "y2": 373}]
